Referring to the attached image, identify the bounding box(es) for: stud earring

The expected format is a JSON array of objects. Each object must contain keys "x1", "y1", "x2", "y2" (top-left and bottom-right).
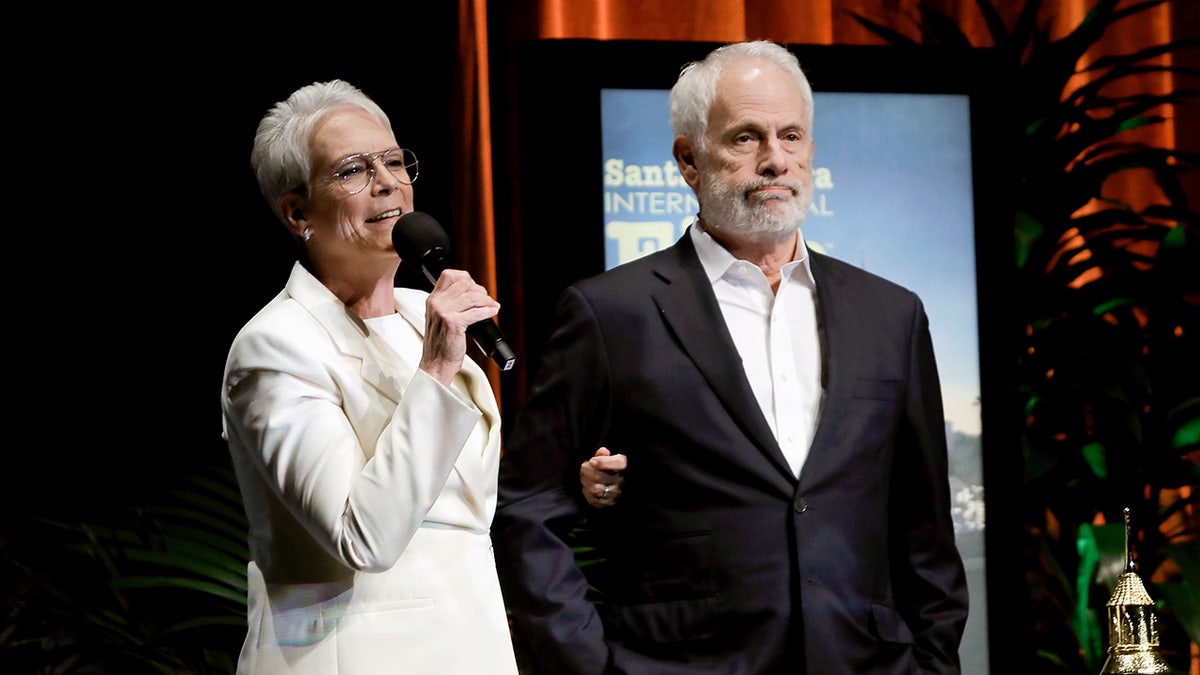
[{"x1": 303, "y1": 228, "x2": 313, "y2": 241}]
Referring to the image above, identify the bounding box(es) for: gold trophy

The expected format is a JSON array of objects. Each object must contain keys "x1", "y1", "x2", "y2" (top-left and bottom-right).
[{"x1": 1099, "y1": 507, "x2": 1172, "y2": 674}]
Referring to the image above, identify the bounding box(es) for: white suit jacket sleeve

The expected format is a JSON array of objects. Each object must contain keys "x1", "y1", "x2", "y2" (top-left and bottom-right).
[{"x1": 221, "y1": 264, "x2": 488, "y2": 573}]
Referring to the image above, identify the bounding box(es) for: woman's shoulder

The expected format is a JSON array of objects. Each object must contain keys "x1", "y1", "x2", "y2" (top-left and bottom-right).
[
  {"x1": 236, "y1": 291, "x2": 316, "y2": 334},
  {"x1": 225, "y1": 294, "x2": 334, "y2": 368}
]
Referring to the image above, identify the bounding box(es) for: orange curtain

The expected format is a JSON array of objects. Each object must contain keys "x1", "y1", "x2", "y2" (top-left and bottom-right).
[
  {"x1": 489, "y1": 0, "x2": 1194, "y2": 204},
  {"x1": 453, "y1": 0, "x2": 504, "y2": 397},
  {"x1": 521, "y1": 0, "x2": 1186, "y2": 163},
  {"x1": 516, "y1": 0, "x2": 1182, "y2": 54},
  {"x1": 456, "y1": 0, "x2": 1197, "y2": 403}
]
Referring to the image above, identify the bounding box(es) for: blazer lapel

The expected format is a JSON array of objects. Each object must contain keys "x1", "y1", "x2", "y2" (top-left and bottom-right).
[
  {"x1": 801, "y1": 251, "x2": 858, "y2": 485},
  {"x1": 285, "y1": 263, "x2": 414, "y2": 458},
  {"x1": 393, "y1": 291, "x2": 499, "y2": 521},
  {"x1": 450, "y1": 361, "x2": 501, "y2": 518},
  {"x1": 285, "y1": 263, "x2": 496, "y2": 519},
  {"x1": 285, "y1": 263, "x2": 414, "y2": 406},
  {"x1": 652, "y1": 232, "x2": 795, "y2": 482}
]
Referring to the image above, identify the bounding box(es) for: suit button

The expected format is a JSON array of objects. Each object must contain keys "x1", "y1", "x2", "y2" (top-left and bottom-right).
[{"x1": 794, "y1": 498, "x2": 808, "y2": 513}]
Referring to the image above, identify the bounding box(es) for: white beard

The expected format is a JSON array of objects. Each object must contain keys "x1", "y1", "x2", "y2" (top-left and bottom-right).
[{"x1": 696, "y1": 173, "x2": 812, "y2": 245}]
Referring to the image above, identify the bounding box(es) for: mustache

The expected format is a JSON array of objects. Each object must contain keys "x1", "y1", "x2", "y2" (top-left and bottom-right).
[{"x1": 741, "y1": 179, "x2": 801, "y2": 197}]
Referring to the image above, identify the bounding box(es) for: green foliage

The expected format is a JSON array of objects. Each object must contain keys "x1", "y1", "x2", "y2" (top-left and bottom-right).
[
  {"x1": 853, "y1": 0, "x2": 1200, "y2": 672},
  {"x1": 1, "y1": 462, "x2": 248, "y2": 674}
]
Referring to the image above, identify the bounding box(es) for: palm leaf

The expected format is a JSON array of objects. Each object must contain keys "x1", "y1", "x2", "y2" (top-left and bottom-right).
[{"x1": 852, "y1": 0, "x2": 1200, "y2": 670}]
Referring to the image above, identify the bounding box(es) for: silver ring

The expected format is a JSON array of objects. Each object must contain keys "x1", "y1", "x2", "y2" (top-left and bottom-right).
[{"x1": 602, "y1": 485, "x2": 610, "y2": 499}]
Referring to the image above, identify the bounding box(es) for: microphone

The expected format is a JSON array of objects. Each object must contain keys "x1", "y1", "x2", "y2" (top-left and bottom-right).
[{"x1": 392, "y1": 211, "x2": 516, "y2": 371}]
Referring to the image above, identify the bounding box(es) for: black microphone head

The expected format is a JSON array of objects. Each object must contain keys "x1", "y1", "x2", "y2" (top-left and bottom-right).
[{"x1": 392, "y1": 211, "x2": 450, "y2": 264}]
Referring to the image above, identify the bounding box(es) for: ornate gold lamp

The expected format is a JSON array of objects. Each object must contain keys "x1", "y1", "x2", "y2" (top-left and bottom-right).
[{"x1": 1099, "y1": 507, "x2": 1172, "y2": 674}]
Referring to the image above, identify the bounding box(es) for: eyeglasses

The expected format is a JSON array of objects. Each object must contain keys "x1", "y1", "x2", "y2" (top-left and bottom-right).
[{"x1": 328, "y1": 147, "x2": 419, "y2": 195}]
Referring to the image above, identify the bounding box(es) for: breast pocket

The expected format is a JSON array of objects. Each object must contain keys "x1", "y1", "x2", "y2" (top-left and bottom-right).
[{"x1": 852, "y1": 378, "x2": 903, "y2": 401}]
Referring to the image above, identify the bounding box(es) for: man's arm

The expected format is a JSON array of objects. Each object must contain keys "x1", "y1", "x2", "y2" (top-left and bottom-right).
[
  {"x1": 895, "y1": 299, "x2": 971, "y2": 673},
  {"x1": 493, "y1": 286, "x2": 613, "y2": 675}
]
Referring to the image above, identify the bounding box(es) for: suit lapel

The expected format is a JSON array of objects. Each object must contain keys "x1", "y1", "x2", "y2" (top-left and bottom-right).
[
  {"x1": 449, "y1": 364, "x2": 500, "y2": 517},
  {"x1": 393, "y1": 291, "x2": 498, "y2": 521},
  {"x1": 801, "y1": 251, "x2": 858, "y2": 485},
  {"x1": 284, "y1": 263, "x2": 494, "y2": 520},
  {"x1": 285, "y1": 263, "x2": 414, "y2": 459},
  {"x1": 285, "y1": 263, "x2": 414, "y2": 407},
  {"x1": 652, "y1": 233, "x2": 795, "y2": 482}
]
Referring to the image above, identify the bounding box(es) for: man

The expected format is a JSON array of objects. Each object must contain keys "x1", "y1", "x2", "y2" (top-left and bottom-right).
[{"x1": 493, "y1": 40, "x2": 969, "y2": 674}]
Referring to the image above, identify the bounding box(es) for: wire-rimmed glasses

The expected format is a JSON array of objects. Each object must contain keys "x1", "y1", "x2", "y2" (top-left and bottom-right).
[{"x1": 329, "y1": 147, "x2": 419, "y2": 195}]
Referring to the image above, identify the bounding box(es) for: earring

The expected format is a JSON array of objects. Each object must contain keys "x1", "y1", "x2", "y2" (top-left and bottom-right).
[{"x1": 303, "y1": 227, "x2": 313, "y2": 241}]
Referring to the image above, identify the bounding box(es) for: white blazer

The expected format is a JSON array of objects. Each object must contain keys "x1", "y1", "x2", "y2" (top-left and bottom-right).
[{"x1": 221, "y1": 262, "x2": 518, "y2": 674}]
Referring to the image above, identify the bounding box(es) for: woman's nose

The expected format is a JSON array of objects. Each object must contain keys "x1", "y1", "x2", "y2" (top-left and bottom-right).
[{"x1": 371, "y1": 158, "x2": 404, "y2": 193}]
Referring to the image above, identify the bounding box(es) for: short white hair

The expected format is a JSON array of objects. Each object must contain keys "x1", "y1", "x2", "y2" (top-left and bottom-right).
[
  {"x1": 669, "y1": 40, "x2": 814, "y2": 152},
  {"x1": 250, "y1": 80, "x2": 392, "y2": 224}
]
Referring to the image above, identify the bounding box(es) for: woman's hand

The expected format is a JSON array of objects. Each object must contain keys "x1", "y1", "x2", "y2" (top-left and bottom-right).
[
  {"x1": 581, "y1": 447, "x2": 627, "y2": 508},
  {"x1": 421, "y1": 269, "x2": 500, "y2": 385}
]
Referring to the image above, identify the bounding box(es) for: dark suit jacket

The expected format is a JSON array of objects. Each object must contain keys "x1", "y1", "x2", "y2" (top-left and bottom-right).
[{"x1": 493, "y1": 228, "x2": 969, "y2": 674}]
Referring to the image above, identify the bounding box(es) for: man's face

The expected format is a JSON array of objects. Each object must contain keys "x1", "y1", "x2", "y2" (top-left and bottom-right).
[{"x1": 693, "y1": 59, "x2": 814, "y2": 243}]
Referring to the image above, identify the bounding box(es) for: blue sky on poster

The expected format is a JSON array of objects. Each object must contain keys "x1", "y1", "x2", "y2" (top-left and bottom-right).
[{"x1": 601, "y1": 88, "x2": 982, "y2": 437}]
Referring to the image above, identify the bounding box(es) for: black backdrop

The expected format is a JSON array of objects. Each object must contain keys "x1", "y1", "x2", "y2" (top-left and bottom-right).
[
  {"x1": 10, "y1": 16, "x2": 1030, "y2": 673},
  {"x1": 12, "y1": 10, "x2": 460, "y2": 520}
]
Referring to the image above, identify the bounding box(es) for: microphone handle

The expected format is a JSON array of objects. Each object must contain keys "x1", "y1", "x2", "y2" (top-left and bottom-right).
[
  {"x1": 468, "y1": 321, "x2": 517, "y2": 372},
  {"x1": 416, "y1": 249, "x2": 447, "y2": 287}
]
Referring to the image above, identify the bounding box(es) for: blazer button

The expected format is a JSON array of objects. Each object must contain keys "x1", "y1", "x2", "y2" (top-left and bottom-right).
[{"x1": 794, "y1": 498, "x2": 809, "y2": 513}]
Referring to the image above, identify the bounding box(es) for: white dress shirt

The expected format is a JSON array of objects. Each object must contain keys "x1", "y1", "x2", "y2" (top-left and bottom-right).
[{"x1": 690, "y1": 224, "x2": 823, "y2": 477}]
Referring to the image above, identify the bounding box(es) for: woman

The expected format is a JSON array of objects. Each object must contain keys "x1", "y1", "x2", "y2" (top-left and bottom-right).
[{"x1": 221, "y1": 79, "x2": 518, "y2": 674}]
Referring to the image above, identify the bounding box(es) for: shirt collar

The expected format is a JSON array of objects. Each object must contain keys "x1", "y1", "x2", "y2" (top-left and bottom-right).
[{"x1": 688, "y1": 220, "x2": 817, "y2": 288}]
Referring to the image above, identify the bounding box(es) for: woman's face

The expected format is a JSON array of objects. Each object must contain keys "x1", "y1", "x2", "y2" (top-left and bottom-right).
[{"x1": 298, "y1": 108, "x2": 415, "y2": 268}]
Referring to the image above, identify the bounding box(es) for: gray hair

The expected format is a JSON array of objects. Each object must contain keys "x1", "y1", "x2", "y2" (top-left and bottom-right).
[
  {"x1": 250, "y1": 79, "x2": 392, "y2": 224},
  {"x1": 668, "y1": 40, "x2": 814, "y2": 152}
]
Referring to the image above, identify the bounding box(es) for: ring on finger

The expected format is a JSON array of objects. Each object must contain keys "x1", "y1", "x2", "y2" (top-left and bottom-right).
[{"x1": 602, "y1": 485, "x2": 610, "y2": 499}]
